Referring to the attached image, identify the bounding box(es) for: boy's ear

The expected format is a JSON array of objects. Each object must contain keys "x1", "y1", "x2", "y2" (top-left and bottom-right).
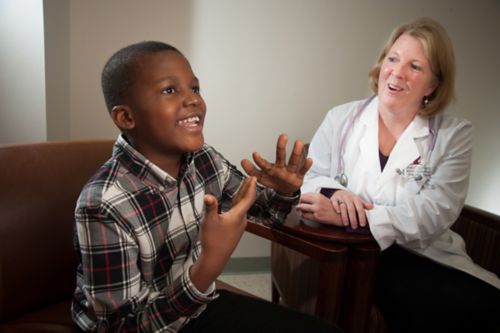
[{"x1": 111, "y1": 105, "x2": 135, "y2": 130}]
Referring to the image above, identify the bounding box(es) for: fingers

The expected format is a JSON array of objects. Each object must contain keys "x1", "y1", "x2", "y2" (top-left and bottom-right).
[
  {"x1": 298, "y1": 192, "x2": 317, "y2": 204},
  {"x1": 297, "y1": 193, "x2": 322, "y2": 214},
  {"x1": 275, "y1": 134, "x2": 288, "y2": 168},
  {"x1": 241, "y1": 158, "x2": 260, "y2": 178},
  {"x1": 330, "y1": 198, "x2": 341, "y2": 215},
  {"x1": 299, "y1": 211, "x2": 315, "y2": 221},
  {"x1": 253, "y1": 152, "x2": 274, "y2": 173},
  {"x1": 203, "y1": 194, "x2": 219, "y2": 223},
  {"x1": 276, "y1": 137, "x2": 310, "y2": 175},
  {"x1": 242, "y1": 134, "x2": 311, "y2": 177},
  {"x1": 204, "y1": 194, "x2": 217, "y2": 209},
  {"x1": 285, "y1": 140, "x2": 302, "y2": 172},
  {"x1": 232, "y1": 178, "x2": 247, "y2": 205},
  {"x1": 333, "y1": 198, "x2": 359, "y2": 228},
  {"x1": 339, "y1": 201, "x2": 352, "y2": 227},
  {"x1": 355, "y1": 199, "x2": 373, "y2": 227},
  {"x1": 296, "y1": 194, "x2": 316, "y2": 214},
  {"x1": 362, "y1": 200, "x2": 374, "y2": 210},
  {"x1": 241, "y1": 153, "x2": 273, "y2": 176},
  {"x1": 240, "y1": 159, "x2": 254, "y2": 174},
  {"x1": 298, "y1": 157, "x2": 313, "y2": 176},
  {"x1": 331, "y1": 193, "x2": 372, "y2": 229},
  {"x1": 295, "y1": 202, "x2": 314, "y2": 213},
  {"x1": 297, "y1": 194, "x2": 341, "y2": 226}
]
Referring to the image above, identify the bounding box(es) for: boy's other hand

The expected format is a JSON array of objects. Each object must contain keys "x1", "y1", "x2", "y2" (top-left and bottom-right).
[
  {"x1": 241, "y1": 134, "x2": 312, "y2": 196},
  {"x1": 190, "y1": 177, "x2": 257, "y2": 292}
]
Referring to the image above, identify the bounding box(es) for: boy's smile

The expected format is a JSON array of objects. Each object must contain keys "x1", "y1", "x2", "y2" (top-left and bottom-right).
[{"x1": 118, "y1": 50, "x2": 206, "y2": 176}]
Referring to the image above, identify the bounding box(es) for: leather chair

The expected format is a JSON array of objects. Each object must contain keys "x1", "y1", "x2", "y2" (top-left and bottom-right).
[
  {"x1": 0, "y1": 140, "x2": 255, "y2": 333},
  {"x1": 0, "y1": 140, "x2": 111, "y2": 333}
]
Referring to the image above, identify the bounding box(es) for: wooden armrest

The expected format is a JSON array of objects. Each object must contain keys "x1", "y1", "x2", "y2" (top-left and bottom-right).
[
  {"x1": 246, "y1": 218, "x2": 347, "y2": 259},
  {"x1": 246, "y1": 209, "x2": 380, "y2": 333},
  {"x1": 277, "y1": 209, "x2": 375, "y2": 244},
  {"x1": 246, "y1": 208, "x2": 377, "y2": 249}
]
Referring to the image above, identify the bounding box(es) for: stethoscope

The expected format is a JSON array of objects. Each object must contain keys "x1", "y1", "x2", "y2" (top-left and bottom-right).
[{"x1": 334, "y1": 95, "x2": 438, "y2": 187}]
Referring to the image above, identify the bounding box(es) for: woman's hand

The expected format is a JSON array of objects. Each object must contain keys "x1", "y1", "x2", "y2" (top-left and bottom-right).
[
  {"x1": 330, "y1": 190, "x2": 373, "y2": 229},
  {"x1": 241, "y1": 134, "x2": 312, "y2": 196},
  {"x1": 296, "y1": 193, "x2": 343, "y2": 226},
  {"x1": 297, "y1": 190, "x2": 374, "y2": 229}
]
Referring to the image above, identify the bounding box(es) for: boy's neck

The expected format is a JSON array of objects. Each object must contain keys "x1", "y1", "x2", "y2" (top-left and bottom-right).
[
  {"x1": 125, "y1": 135, "x2": 183, "y2": 178},
  {"x1": 146, "y1": 151, "x2": 185, "y2": 179}
]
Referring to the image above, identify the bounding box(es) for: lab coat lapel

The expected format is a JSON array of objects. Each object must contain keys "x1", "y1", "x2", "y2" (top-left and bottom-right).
[
  {"x1": 357, "y1": 101, "x2": 380, "y2": 179},
  {"x1": 379, "y1": 115, "x2": 430, "y2": 184}
]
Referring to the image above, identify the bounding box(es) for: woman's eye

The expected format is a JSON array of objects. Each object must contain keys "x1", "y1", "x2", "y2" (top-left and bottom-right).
[
  {"x1": 192, "y1": 86, "x2": 200, "y2": 94},
  {"x1": 162, "y1": 87, "x2": 176, "y2": 94},
  {"x1": 387, "y1": 56, "x2": 397, "y2": 63},
  {"x1": 411, "y1": 63, "x2": 422, "y2": 71}
]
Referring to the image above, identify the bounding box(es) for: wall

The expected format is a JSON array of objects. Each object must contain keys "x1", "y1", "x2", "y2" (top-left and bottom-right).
[
  {"x1": 2, "y1": 1, "x2": 499, "y2": 256},
  {"x1": 446, "y1": 3, "x2": 500, "y2": 213},
  {"x1": 44, "y1": 0, "x2": 70, "y2": 141},
  {"x1": 0, "y1": 0, "x2": 46, "y2": 144},
  {"x1": 63, "y1": 1, "x2": 500, "y2": 256}
]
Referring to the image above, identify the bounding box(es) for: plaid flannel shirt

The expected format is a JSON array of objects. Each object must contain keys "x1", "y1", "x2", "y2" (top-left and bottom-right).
[{"x1": 72, "y1": 135, "x2": 297, "y2": 332}]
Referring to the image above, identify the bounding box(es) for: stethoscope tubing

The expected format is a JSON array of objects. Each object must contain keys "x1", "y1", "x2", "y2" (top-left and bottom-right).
[{"x1": 335, "y1": 95, "x2": 438, "y2": 187}]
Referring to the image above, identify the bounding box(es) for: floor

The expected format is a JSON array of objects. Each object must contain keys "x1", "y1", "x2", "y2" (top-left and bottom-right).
[{"x1": 218, "y1": 272, "x2": 272, "y2": 301}]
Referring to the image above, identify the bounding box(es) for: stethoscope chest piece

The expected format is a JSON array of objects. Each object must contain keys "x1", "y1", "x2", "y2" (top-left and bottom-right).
[{"x1": 335, "y1": 173, "x2": 348, "y2": 187}]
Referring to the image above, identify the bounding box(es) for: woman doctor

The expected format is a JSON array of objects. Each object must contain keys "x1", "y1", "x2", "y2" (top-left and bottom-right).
[{"x1": 297, "y1": 18, "x2": 500, "y2": 333}]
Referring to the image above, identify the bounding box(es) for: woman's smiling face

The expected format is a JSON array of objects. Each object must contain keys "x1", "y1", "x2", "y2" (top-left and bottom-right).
[{"x1": 378, "y1": 33, "x2": 438, "y2": 115}]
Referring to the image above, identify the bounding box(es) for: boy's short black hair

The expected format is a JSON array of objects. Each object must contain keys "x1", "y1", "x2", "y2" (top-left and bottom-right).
[{"x1": 101, "y1": 41, "x2": 181, "y2": 112}]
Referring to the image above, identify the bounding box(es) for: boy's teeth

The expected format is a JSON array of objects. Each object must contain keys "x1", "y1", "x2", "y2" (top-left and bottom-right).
[{"x1": 178, "y1": 116, "x2": 200, "y2": 126}]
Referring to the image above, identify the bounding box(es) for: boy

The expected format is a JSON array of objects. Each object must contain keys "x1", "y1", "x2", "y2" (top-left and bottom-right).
[{"x1": 72, "y1": 41, "x2": 339, "y2": 332}]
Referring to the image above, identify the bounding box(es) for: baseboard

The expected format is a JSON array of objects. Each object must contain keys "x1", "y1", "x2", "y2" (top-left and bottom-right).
[{"x1": 223, "y1": 256, "x2": 271, "y2": 274}]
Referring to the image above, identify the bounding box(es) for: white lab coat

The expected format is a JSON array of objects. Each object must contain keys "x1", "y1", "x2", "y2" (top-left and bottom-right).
[{"x1": 302, "y1": 96, "x2": 500, "y2": 289}]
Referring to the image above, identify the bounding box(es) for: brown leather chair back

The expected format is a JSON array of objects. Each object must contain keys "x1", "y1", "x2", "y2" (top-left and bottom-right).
[{"x1": 0, "y1": 140, "x2": 113, "y2": 322}]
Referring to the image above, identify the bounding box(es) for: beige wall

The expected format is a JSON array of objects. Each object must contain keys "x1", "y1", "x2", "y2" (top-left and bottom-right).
[
  {"x1": 0, "y1": 0, "x2": 46, "y2": 143},
  {"x1": 44, "y1": 0, "x2": 70, "y2": 141},
  {"x1": 2, "y1": 0, "x2": 500, "y2": 256}
]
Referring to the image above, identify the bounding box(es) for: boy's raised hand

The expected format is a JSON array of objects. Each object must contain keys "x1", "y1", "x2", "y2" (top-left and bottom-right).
[
  {"x1": 190, "y1": 177, "x2": 257, "y2": 293},
  {"x1": 241, "y1": 134, "x2": 312, "y2": 196}
]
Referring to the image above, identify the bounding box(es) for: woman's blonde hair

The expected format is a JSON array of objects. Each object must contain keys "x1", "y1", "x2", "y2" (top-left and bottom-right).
[{"x1": 368, "y1": 18, "x2": 455, "y2": 117}]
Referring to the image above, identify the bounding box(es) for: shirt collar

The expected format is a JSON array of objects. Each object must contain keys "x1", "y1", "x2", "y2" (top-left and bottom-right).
[
  {"x1": 113, "y1": 134, "x2": 194, "y2": 186},
  {"x1": 360, "y1": 96, "x2": 431, "y2": 139}
]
